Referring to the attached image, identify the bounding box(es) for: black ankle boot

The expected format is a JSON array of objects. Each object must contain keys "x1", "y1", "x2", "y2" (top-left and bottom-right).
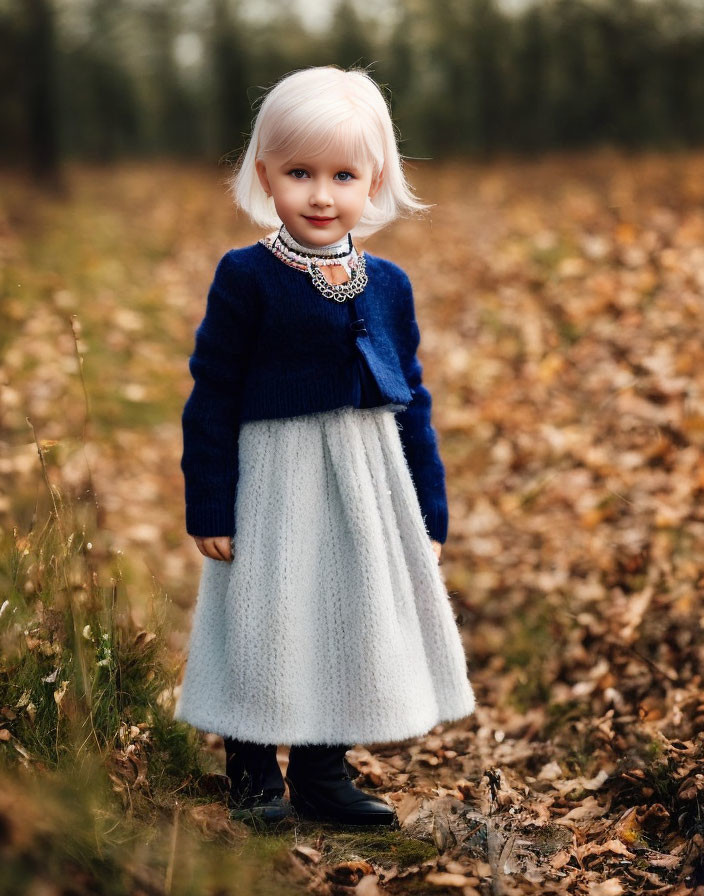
[
  {"x1": 286, "y1": 743, "x2": 397, "y2": 827},
  {"x1": 224, "y1": 736, "x2": 293, "y2": 824}
]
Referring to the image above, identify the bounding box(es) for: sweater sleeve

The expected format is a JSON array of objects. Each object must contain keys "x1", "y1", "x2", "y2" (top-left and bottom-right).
[
  {"x1": 395, "y1": 272, "x2": 449, "y2": 544},
  {"x1": 181, "y1": 250, "x2": 258, "y2": 538}
]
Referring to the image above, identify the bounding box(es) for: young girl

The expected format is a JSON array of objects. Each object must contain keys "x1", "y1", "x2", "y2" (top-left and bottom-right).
[{"x1": 173, "y1": 65, "x2": 476, "y2": 827}]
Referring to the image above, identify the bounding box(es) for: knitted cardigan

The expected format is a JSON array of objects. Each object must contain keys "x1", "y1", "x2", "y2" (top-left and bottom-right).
[{"x1": 181, "y1": 241, "x2": 449, "y2": 542}]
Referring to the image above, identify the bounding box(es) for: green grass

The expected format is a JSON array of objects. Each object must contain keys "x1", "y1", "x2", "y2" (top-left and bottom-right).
[
  {"x1": 0, "y1": 489, "x2": 222, "y2": 895},
  {"x1": 319, "y1": 829, "x2": 437, "y2": 866}
]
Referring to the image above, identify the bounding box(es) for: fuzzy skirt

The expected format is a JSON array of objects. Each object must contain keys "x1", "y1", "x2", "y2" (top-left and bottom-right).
[{"x1": 173, "y1": 404, "x2": 476, "y2": 746}]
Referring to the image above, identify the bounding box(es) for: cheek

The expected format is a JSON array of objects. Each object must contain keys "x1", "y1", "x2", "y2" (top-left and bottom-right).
[
  {"x1": 341, "y1": 187, "x2": 369, "y2": 212},
  {"x1": 273, "y1": 184, "x2": 300, "y2": 209}
]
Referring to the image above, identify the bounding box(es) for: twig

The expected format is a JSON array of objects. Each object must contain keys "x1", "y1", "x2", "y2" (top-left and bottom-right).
[
  {"x1": 164, "y1": 802, "x2": 181, "y2": 895},
  {"x1": 68, "y1": 313, "x2": 101, "y2": 521},
  {"x1": 27, "y1": 416, "x2": 65, "y2": 542},
  {"x1": 486, "y1": 817, "x2": 507, "y2": 896},
  {"x1": 606, "y1": 637, "x2": 678, "y2": 682}
]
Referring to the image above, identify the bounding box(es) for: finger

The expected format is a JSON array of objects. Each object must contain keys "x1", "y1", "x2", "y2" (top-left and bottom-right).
[
  {"x1": 198, "y1": 539, "x2": 219, "y2": 561},
  {"x1": 215, "y1": 537, "x2": 233, "y2": 562},
  {"x1": 211, "y1": 540, "x2": 229, "y2": 562},
  {"x1": 216, "y1": 536, "x2": 234, "y2": 562}
]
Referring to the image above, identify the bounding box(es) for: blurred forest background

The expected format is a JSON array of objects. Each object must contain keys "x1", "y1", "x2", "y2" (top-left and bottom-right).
[
  {"x1": 3, "y1": 0, "x2": 704, "y2": 175},
  {"x1": 2, "y1": 1, "x2": 704, "y2": 894}
]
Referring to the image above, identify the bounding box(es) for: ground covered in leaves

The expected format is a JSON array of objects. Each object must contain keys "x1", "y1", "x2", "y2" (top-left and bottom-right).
[{"x1": 1, "y1": 151, "x2": 703, "y2": 894}]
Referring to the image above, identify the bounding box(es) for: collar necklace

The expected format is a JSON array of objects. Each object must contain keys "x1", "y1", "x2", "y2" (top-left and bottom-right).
[
  {"x1": 276, "y1": 223, "x2": 352, "y2": 260},
  {"x1": 259, "y1": 223, "x2": 368, "y2": 304}
]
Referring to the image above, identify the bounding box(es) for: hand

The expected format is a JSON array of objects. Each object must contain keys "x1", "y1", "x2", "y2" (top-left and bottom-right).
[
  {"x1": 193, "y1": 535, "x2": 233, "y2": 562},
  {"x1": 430, "y1": 539, "x2": 442, "y2": 563}
]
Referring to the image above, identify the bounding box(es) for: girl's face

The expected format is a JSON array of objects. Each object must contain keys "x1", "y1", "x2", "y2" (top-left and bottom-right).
[{"x1": 255, "y1": 146, "x2": 383, "y2": 248}]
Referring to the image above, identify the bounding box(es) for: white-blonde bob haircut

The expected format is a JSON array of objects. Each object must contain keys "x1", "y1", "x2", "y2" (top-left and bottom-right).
[{"x1": 228, "y1": 65, "x2": 430, "y2": 238}]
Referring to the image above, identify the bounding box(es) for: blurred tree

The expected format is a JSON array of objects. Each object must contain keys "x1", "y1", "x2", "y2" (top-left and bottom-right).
[
  {"x1": 57, "y1": 0, "x2": 141, "y2": 161},
  {"x1": 659, "y1": 0, "x2": 704, "y2": 143},
  {"x1": 13, "y1": 0, "x2": 61, "y2": 181},
  {"x1": 595, "y1": 0, "x2": 665, "y2": 147},
  {"x1": 463, "y1": 0, "x2": 511, "y2": 155},
  {"x1": 504, "y1": 4, "x2": 551, "y2": 153},
  {"x1": 0, "y1": 4, "x2": 29, "y2": 165},
  {"x1": 328, "y1": 0, "x2": 376, "y2": 71},
  {"x1": 210, "y1": 0, "x2": 252, "y2": 161},
  {"x1": 544, "y1": 0, "x2": 613, "y2": 149},
  {"x1": 664, "y1": 30, "x2": 704, "y2": 144},
  {"x1": 142, "y1": 0, "x2": 202, "y2": 157},
  {"x1": 58, "y1": 44, "x2": 141, "y2": 161},
  {"x1": 377, "y1": 0, "x2": 438, "y2": 157}
]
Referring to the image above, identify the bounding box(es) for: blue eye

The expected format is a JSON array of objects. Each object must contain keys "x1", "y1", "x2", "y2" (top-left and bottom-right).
[{"x1": 286, "y1": 169, "x2": 355, "y2": 181}]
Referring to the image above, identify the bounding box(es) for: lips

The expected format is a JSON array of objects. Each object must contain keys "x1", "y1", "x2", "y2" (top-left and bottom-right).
[{"x1": 305, "y1": 216, "x2": 336, "y2": 223}]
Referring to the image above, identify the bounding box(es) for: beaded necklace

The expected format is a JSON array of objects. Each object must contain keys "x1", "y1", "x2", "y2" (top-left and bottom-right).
[{"x1": 259, "y1": 224, "x2": 368, "y2": 304}]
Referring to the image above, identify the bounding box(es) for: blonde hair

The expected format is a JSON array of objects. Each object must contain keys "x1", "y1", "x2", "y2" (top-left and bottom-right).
[{"x1": 227, "y1": 65, "x2": 430, "y2": 238}]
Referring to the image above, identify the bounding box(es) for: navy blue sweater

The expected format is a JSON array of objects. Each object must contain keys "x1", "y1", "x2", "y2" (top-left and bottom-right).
[{"x1": 181, "y1": 241, "x2": 449, "y2": 542}]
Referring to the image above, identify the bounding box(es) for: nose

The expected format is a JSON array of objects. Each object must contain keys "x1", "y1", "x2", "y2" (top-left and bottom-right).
[{"x1": 309, "y1": 178, "x2": 333, "y2": 208}]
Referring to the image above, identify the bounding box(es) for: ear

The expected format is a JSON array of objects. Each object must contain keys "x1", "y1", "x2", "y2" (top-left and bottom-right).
[
  {"x1": 255, "y1": 159, "x2": 272, "y2": 198},
  {"x1": 369, "y1": 167, "x2": 384, "y2": 200}
]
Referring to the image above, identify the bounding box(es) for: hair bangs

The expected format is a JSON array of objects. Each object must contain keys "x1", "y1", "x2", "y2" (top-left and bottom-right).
[{"x1": 259, "y1": 105, "x2": 384, "y2": 178}]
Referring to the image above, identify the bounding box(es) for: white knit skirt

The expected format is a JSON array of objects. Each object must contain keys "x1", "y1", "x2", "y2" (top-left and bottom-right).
[{"x1": 173, "y1": 404, "x2": 476, "y2": 746}]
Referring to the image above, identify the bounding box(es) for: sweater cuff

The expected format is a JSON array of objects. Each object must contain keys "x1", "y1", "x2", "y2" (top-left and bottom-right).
[
  {"x1": 185, "y1": 499, "x2": 236, "y2": 538},
  {"x1": 420, "y1": 503, "x2": 448, "y2": 544}
]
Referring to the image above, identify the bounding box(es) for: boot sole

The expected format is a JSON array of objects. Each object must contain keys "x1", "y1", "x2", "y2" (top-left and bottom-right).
[
  {"x1": 228, "y1": 796, "x2": 295, "y2": 825},
  {"x1": 229, "y1": 805, "x2": 294, "y2": 825},
  {"x1": 285, "y1": 777, "x2": 398, "y2": 827}
]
